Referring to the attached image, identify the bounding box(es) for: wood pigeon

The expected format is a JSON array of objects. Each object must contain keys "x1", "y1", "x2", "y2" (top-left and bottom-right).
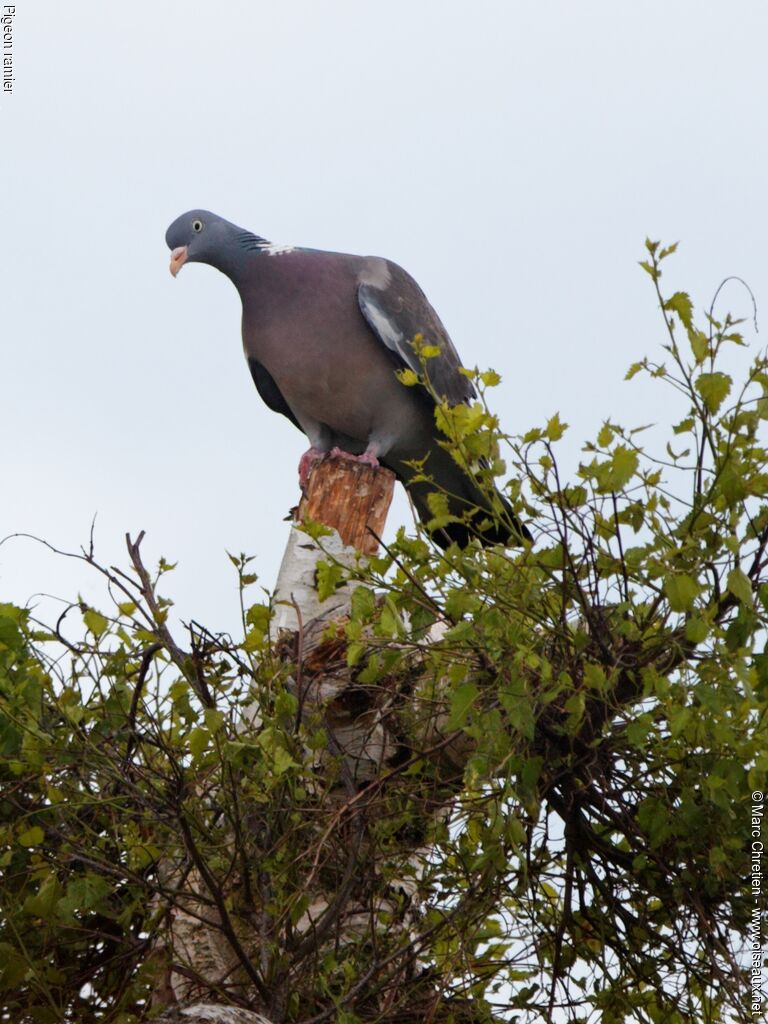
[{"x1": 165, "y1": 210, "x2": 530, "y2": 548}]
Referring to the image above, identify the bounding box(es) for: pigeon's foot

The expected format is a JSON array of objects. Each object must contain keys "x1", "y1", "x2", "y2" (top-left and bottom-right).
[
  {"x1": 298, "y1": 447, "x2": 327, "y2": 490},
  {"x1": 300, "y1": 446, "x2": 382, "y2": 491},
  {"x1": 328, "y1": 446, "x2": 381, "y2": 468}
]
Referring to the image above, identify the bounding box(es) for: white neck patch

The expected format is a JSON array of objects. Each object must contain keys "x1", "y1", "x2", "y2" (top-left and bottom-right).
[{"x1": 258, "y1": 241, "x2": 295, "y2": 256}]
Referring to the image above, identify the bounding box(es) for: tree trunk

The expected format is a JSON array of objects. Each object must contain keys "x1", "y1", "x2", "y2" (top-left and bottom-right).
[
  {"x1": 149, "y1": 457, "x2": 426, "y2": 1020},
  {"x1": 150, "y1": 1006, "x2": 274, "y2": 1024},
  {"x1": 148, "y1": 455, "x2": 486, "y2": 1021},
  {"x1": 272, "y1": 455, "x2": 395, "y2": 632}
]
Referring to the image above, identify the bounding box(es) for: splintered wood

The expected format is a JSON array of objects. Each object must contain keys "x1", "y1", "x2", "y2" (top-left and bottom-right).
[{"x1": 298, "y1": 455, "x2": 395, "y2": 556}]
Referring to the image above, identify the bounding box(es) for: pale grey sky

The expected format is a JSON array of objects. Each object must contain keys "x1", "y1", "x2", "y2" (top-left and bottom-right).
[{"x1": 2, "y1": 1, "x2": 766, "y2": 634}]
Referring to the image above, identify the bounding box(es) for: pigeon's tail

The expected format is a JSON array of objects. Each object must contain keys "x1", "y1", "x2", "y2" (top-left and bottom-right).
[{"x1": 386, "y1": 444, "x2": 531, "y2": 550}]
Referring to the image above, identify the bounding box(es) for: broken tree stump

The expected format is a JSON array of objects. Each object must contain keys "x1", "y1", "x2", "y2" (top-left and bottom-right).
[
  {"x1": 272, "y1": 455, "x2": 396, "y2": 633},
  {"x1": 299, "y1": 455, "x2": 395, "y2": 555}
]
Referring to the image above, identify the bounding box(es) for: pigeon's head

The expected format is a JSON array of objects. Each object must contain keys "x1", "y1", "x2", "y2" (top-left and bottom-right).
[{"x1": 165, "y1": 209, "x2": 251, "y2": 277}]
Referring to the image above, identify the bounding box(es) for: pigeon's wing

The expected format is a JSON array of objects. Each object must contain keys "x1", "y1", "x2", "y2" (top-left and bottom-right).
[
  {"x1": 246, "y1": 356, "x2": 302, "y2": 430},
  {"x1": 357, "y1": 258, "x2": 476, "y2": 407}
]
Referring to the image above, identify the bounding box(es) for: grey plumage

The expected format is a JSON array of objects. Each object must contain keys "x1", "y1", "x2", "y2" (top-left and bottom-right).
[{"x1": 165, "y1": 209, "x2": 529, "y2": 548}]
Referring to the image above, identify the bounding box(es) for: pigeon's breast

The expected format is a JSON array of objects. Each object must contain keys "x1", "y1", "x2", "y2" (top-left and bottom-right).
[{"x1": 239, "y1": 253, "x2": 426, "y2": 449}]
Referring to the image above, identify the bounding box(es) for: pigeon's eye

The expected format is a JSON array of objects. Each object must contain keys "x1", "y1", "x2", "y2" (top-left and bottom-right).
[{"x1": 192, "y1": 219, "x2": 204, "y2": 233}]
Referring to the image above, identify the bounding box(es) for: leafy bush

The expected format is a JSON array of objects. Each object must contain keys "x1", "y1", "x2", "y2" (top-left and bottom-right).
[{"x1": 0, "y1": 243, "x2": 765, "y2": 1023}]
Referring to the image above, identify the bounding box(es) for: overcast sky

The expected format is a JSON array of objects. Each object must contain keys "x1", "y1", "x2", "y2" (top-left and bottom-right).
[{"x1": 2, "y1": 1, "x2": 766, "y2": 636}]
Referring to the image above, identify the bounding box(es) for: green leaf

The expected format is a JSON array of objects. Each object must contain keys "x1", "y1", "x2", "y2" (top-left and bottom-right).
[
  {"x1": 379, "y1": 597, "x2": 405, "y2": 638},
  {"x1": 396, "y1": 368, "x2": 419, "y2": 386},
  {"x1": 480, "y1": 369, "x2": 501, "y2": 387},
  {"x1": 625, "y1": 360, "x2": 645, "y2": 380},
  {"x1": 188, "y1": 727, "x2": 210, "y2": 757},
  {"x1": 58, "y1": 874, "x2": 111, "y2": 915},
  {"x1": 754, "y1": 654, "x2": 768, "y2": 697},
  {"x1": 299, "y1": 516, "x2": 335, "y2": 541},
  {"x1": 627, "y1": 714, "x2": 652, "y2": 747},
  {"x1": 726, "y1": 609, "x2": 754, "y2": 651},
  {"x1": 727, "y1": 568, "x2": 753, "y2": 607},
  {"x1": 243, "y1": 628, "x2": 266, "y2": 653},
  {"x1": 444, "y1": 589, "x2": 482, "y2": 618},
  {"x1": 448, "y1": 682, "x2": 479, "y2": 730},
  {"x1": 664, "y1": 574, "x2": 700, "y2": 612},
  {"x1": 351, "y1": 585, "x2": 376, "y2": 621},
  {"x1": 246, "y1": 603, "x2": 270, "y2": 631},
  {"x1": 271, "y1": 746, "x2": 298, "y2": 775},
  {"x1": 545, "y1": 413, "x2": 568, "y2": 441},
  {"x1": 595, "y1": 445, "x2": 639, "y2": 493},
  {"x1": 695, "y1": 372, "x2": 732, "y2": 414},
  {"x1": 664, "y1": 291, "x2": 693, "y2": 329},
  {"x1": 500, "y1": 690, "x2": 535, "y2": 738},
  {"x1": 688, "y1": 328, "x2": 708, "y2": 364},
  {"x1": 522, "y1": 427, "x2": 543, "y2": 443},
  {"x1": 672, "y1": 416, "x2": 695, "y2": 435},
  {"x1": 316, "y1": 560, "x2": 344, "y2": 602},
  {"x1": 426, "y1": 490, "x2": 451, "y2": 520},
  {"x1": 685, "y1": 616, "x2": 709, "y2": 643},
  {"x1": 638, "y1": 260, "x2": 659, "y2": 281},
  {"x1": 583, "y1": 663, "x2": 607, "y2": 691},
  {"x1": 204, "y1": 708, "x2": 225, "y2": 732},
  {"x1": 596, "y1": 423, "x2": 613, "y2": 448},
  {"x1": 169, "y1": 680, "x2": 189, "y2": 704},
  {"x1": 608, "y1": 446, "x2": 639, "y2": 490},
  {"x1": 564, "y1": 690, "x2": 585, "y2": 726},
  {"x1": 23, "y1": 874, "x2": 63, "y2": 918},
  {"x1": 346, "y1": 641, "x2": 365, "y2": 667},
  {"x1": 18, "y1": 825, "x2": 44, "y2": 847},
  {"x1": 83, "y1": 608, "x2": 109, "y2": 638}
]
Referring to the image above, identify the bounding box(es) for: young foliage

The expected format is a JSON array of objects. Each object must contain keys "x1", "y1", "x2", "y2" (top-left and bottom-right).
[{"x1": 0, "y1": 244, "x2": 765, "y2": 1023}]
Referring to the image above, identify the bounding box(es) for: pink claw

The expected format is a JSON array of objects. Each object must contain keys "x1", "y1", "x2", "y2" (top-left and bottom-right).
[
  {"x1": 328, "y1": 446, "x2": 380, "y2": 468},
  {"x1": 357, "y1": 450, "x2": 380, "y2": 468},
  {"x1": 299, "y1": 446, "x2": 381, "y2": 490}
]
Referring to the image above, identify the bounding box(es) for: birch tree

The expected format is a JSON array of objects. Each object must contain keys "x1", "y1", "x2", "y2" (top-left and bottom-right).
[{"x1": 0, "y1": 243, "x2": 765, "y2": 1024}]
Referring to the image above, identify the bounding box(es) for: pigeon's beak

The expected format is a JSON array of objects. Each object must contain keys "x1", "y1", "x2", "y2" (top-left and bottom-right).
[{"x1": 169, "y1": 246, "x2": 189, "y2": 277}]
